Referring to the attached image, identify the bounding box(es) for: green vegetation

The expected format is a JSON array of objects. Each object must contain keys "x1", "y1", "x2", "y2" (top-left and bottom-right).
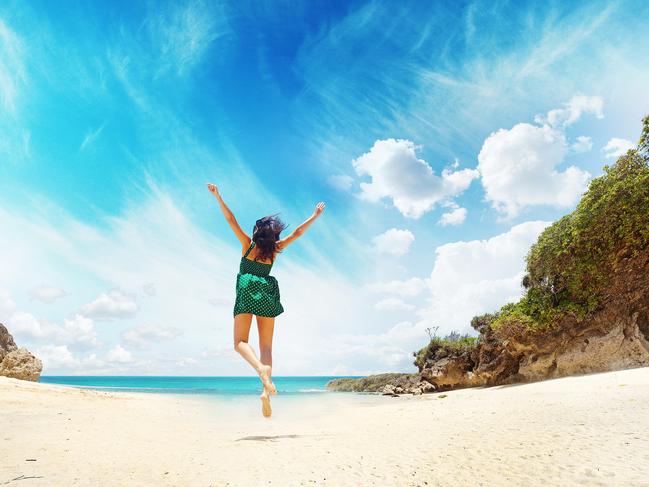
[
  {"x1": 413, "y1": 332, "x2": 479, "y2": 371},
  {"x1": 494, "y1": 115, "x2": 649, "y2": 330}
]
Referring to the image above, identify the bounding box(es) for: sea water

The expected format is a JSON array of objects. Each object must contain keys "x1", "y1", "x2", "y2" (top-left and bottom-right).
[
  {"x1": 39, "y1": 375, "x2": 362, "y2": 396},
  {"x1": 39, "y1": 375, "x2": 397, "y2": 420}
]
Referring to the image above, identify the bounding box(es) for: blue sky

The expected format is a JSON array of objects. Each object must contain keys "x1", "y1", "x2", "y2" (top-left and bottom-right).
[{"x1": 1, "y1": 0, "x2": 648, "y2": 375}]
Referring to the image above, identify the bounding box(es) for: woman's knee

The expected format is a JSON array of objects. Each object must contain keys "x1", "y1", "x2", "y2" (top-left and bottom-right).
[{"x1": 234, "y1": 338, "x2": 247, "y2": 351}]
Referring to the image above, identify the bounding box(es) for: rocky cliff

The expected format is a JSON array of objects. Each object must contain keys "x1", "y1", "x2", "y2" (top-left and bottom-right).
[
  {"x1": 0, "y1": 324, "x2": 43, "y2": 381},
  {"x1": 327, "y1": 116, "x2": 649, "y2": 396}
]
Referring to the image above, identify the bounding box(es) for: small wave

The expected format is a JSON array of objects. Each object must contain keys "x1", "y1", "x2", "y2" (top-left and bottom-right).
[{"x1": 297, "y1": 388, "x2": 327, "y2": 392}]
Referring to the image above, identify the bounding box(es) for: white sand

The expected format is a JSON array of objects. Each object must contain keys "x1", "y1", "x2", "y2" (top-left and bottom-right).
[{"x1": 2, "y1": 367, "x2": 649, "y2": 487}]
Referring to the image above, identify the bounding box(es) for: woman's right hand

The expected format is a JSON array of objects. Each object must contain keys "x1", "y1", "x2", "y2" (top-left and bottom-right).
[{"x1": 314, "y1": 201, "x2": 326, "y2": 217}]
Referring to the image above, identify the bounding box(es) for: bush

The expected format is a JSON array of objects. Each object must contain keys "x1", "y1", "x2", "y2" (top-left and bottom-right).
[
  {"x1": 494, "y1": 115, "x2": 649, "y2": 329},
  {"x1": 413, "y1": 332, "x2": 479, "y2": 371}
]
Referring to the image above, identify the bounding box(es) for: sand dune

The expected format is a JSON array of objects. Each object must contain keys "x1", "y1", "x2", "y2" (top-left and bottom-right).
[{"x1": 2, "y1": 367, "x2": 649, "y2": 486}]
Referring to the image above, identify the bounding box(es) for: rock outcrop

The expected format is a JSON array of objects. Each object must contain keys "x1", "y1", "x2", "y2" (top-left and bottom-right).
[{"x1": 0, "y1": 323, "x2": 43, "y2": 381}]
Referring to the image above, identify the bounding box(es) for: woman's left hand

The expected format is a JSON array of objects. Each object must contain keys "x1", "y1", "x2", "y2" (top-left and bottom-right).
[{"x1": 206, "y1": 182, "x2": 219, "y2": 196}]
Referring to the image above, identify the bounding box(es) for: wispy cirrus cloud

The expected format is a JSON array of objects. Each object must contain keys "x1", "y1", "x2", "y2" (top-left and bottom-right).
[
  {"x1": 145, "y1": 0, "x2": 230, "y2": 78},
  {"x1": 79, "y1": 123, "x2": 106, "y2": 152},
  {"x1": 0, "y1": 19, "x2": 27, "y2": 114}
]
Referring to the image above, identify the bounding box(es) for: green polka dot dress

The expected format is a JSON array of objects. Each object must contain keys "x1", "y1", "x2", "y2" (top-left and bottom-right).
[{"x1": 233, "y1": 242, "x2": 284, "y2": 318}]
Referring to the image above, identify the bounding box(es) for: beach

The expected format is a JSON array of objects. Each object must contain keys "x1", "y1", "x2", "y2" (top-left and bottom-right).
[{"x1": 2, "y1": 367, "x2": 649, "y2": 487}]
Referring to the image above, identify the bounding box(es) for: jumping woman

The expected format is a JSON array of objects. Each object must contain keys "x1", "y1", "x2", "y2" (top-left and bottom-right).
[{"x1": 207, "y1": 182, "x2": 325, "y2": 417}]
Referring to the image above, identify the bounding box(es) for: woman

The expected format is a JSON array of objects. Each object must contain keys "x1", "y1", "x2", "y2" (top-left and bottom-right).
[{"x1": 207, "y1": 182, "x2": 325, "y2": 417}]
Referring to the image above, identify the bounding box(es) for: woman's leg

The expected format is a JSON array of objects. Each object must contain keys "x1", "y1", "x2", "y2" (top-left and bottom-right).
[
  {"x1": 256, "y1": 315, "x2": 275, "y2": 368},
  {"x1": 233, "y1": 313, "x2": 275, "y2": 394},
  {"x1": 256, "y1": 315, "x2": 277, "y2": 395}
]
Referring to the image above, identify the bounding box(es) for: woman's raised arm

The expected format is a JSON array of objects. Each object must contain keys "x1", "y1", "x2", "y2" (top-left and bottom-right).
[
  {"x1": 207, "y1": 183, "x2": 251, "y2": 248},
  {"x1": 277, "y1": 202, "x2": 325, "y2": 251}
]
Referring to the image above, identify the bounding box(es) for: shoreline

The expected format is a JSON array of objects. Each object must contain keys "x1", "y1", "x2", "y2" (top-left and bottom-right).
[{"x1": 2, "y1": 367, "x2": 649, "y2": 486}]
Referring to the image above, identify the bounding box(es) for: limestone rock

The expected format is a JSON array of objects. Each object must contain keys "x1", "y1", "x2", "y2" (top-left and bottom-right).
[{"x1": 0, "y1": 323, "x2": 43, "y2": 382}]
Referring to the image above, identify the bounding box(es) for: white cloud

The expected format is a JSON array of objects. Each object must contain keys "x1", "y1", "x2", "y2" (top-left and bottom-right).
[
  {"x1": 352, "y1": 139, "x2": 478, "y2": 218},
  {"x1": 29, "y1": 285, "x2": 66, "y2": 303},
  {"x1": 438, "y1": 207, "x2": 467, "y2": 226},
  {"x1": 367, "y1": 277, "x2": 427, "y2": 298},
  {"x1": 177, "y1": 357, "x2": 198, "y2": 367},
  {"x1": 478, "y1": 122, "x2": 590, "y2": 218},
  {"x1": 8, "y1": 311, "x2": 46, "y2": 339},
  {"x1": 534, "y1": 94, "x2": 604, "y2": 128},
  {"x1": 106, "y1": 344, "x2": 133, "y2": 364},
  {"x1": 571, "y1": 135, "x2": 593, "y2": 153},
  {"x1": 324, "y1": 320, "x2": 432, "y2": 371},
  {"x1": 122, "y1": 324, "x2": 181, "y2": 349},
  {"x1": 418, "y1": 221, "x2": 551, "y2": 335},
  {"x1": 142, "y1": 282, "x2": 156, "y2": 297},
  {"x1": 327, "y1": 174, "x2": 354, "y2": 191},
  {"x1": 1, "y1": 293, "x2": 99, "y2": 350},
  {"x1": 80, "y1": 289, "x2": 138, "y2": 321},
  {"x1": 79, "y1": 123, "x2": 105, "y2": 152},
  {"x1": 602, "y1": 137, "x2": 634, "y2": 159},
  {"x1": 208, "y1": 296, "x2": 230, "y2": 307},
  {"x1": 60, "y1": 314, "x2": 100, "y2": 350},
  {"x1": 372, "y1": 228, "x2": 415, "y2": 257},
  {"x1": 36, "y1": 345, "x2": 80, "y2": 369},
  {"x1": 146, "y1": 0, "x2": 228, "y2": 77},
  {"x1": 374, "y1": 298, "x2": 414, "y2": 311},
  {"x1": 0, "y1": 290, "x2": 17, "y2": 322},
  {"x1": 0, "y1": 19, "x2": 27, "y2": 114}
]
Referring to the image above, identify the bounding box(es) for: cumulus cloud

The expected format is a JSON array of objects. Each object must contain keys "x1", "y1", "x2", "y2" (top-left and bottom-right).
[
  {"x1": 438, "y1": 207, "x2": 467, "y2": 226},
  {"x1": 0, "y1": 291, "x2": 100, "y2": 350},
  {"x1": 534, "y1": 94, "x2": 603, "y2": 128},
  {"x1": 418, "y1": 220, "x2": 551, "y2": 335},
  {"x1": 36, "y1": 345, "x2": 80, "y2": 369},
  {"x1": 374, "y1": 298, "x2": 415, "y2": 311},
  {"x1": 8, "y1": 311, "x2": 46, "y2": 339},
  {"x1": 478, "y1": 95, "x2": 608, "y2": 217},
  {"x1": 372, "y1": 228, "x2": 415, "y2": 256},
  {"x1": 602, "y1": 137, "x2": 634, "y2": 159},
  {"x1": 121, "y1": 324, "x2": 181, "y2": 349},
  {"x1": 80, "y1": 289, "x2": 138, "y2": 320},
  {"x1": 571, "y1": 135, "x2": 593, "y2": 153},
  {"x1": 478, "y1": 123, "x2": 590, "y2": 218},
  {"x1": 327, "y1": 174, "x2": 354, "y2": 191},
  {"x1": 60, "y1": 314, "x2": 100, "y2": 350},
  {"x1": 352, "y1": 139, "x2": 478, "y2": 218},
  {"x1": 324, "y1": 319, "x2": 433, "y2": 371},
  {"x1": 366, "y1": 277, "x2": 426, "y2": 298},
  {"x1": 106, "y1": 344, "x2": 133, "y2": 364},
  {"x1": 29, "y1": 285, "x2": 66, "y2": 303}
]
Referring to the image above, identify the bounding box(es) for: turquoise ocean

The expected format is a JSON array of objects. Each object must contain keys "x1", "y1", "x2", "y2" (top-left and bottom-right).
[{"x1": 39, "y1": 376, "x2": 362, "y2": 396}]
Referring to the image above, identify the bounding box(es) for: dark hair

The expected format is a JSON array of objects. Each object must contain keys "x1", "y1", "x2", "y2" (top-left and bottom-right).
[{"x1": 252, "y1": 214, "x2": 287, "y2": 263}]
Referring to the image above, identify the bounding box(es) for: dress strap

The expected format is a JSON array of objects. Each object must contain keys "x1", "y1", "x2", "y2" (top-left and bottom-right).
[{"x1": 243, "y1": 241, "x2": 255, "y2": 258}]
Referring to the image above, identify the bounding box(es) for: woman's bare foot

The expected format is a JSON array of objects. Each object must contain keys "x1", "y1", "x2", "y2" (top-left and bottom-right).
[
  {"x1": 260, "y1": 390, "x2": 272, "y2": 417},
  {"x1": 257, "y1": 364, "x2": 277, "y2": 395}
]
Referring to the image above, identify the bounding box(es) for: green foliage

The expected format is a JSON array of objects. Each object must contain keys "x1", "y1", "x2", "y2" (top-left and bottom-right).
[
  {"x1": 413, "y1": 332, "x2": 479, "y2": 371},
  {"x1": 494, "y1": 115, "x2": 649, "y2": 330}
]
